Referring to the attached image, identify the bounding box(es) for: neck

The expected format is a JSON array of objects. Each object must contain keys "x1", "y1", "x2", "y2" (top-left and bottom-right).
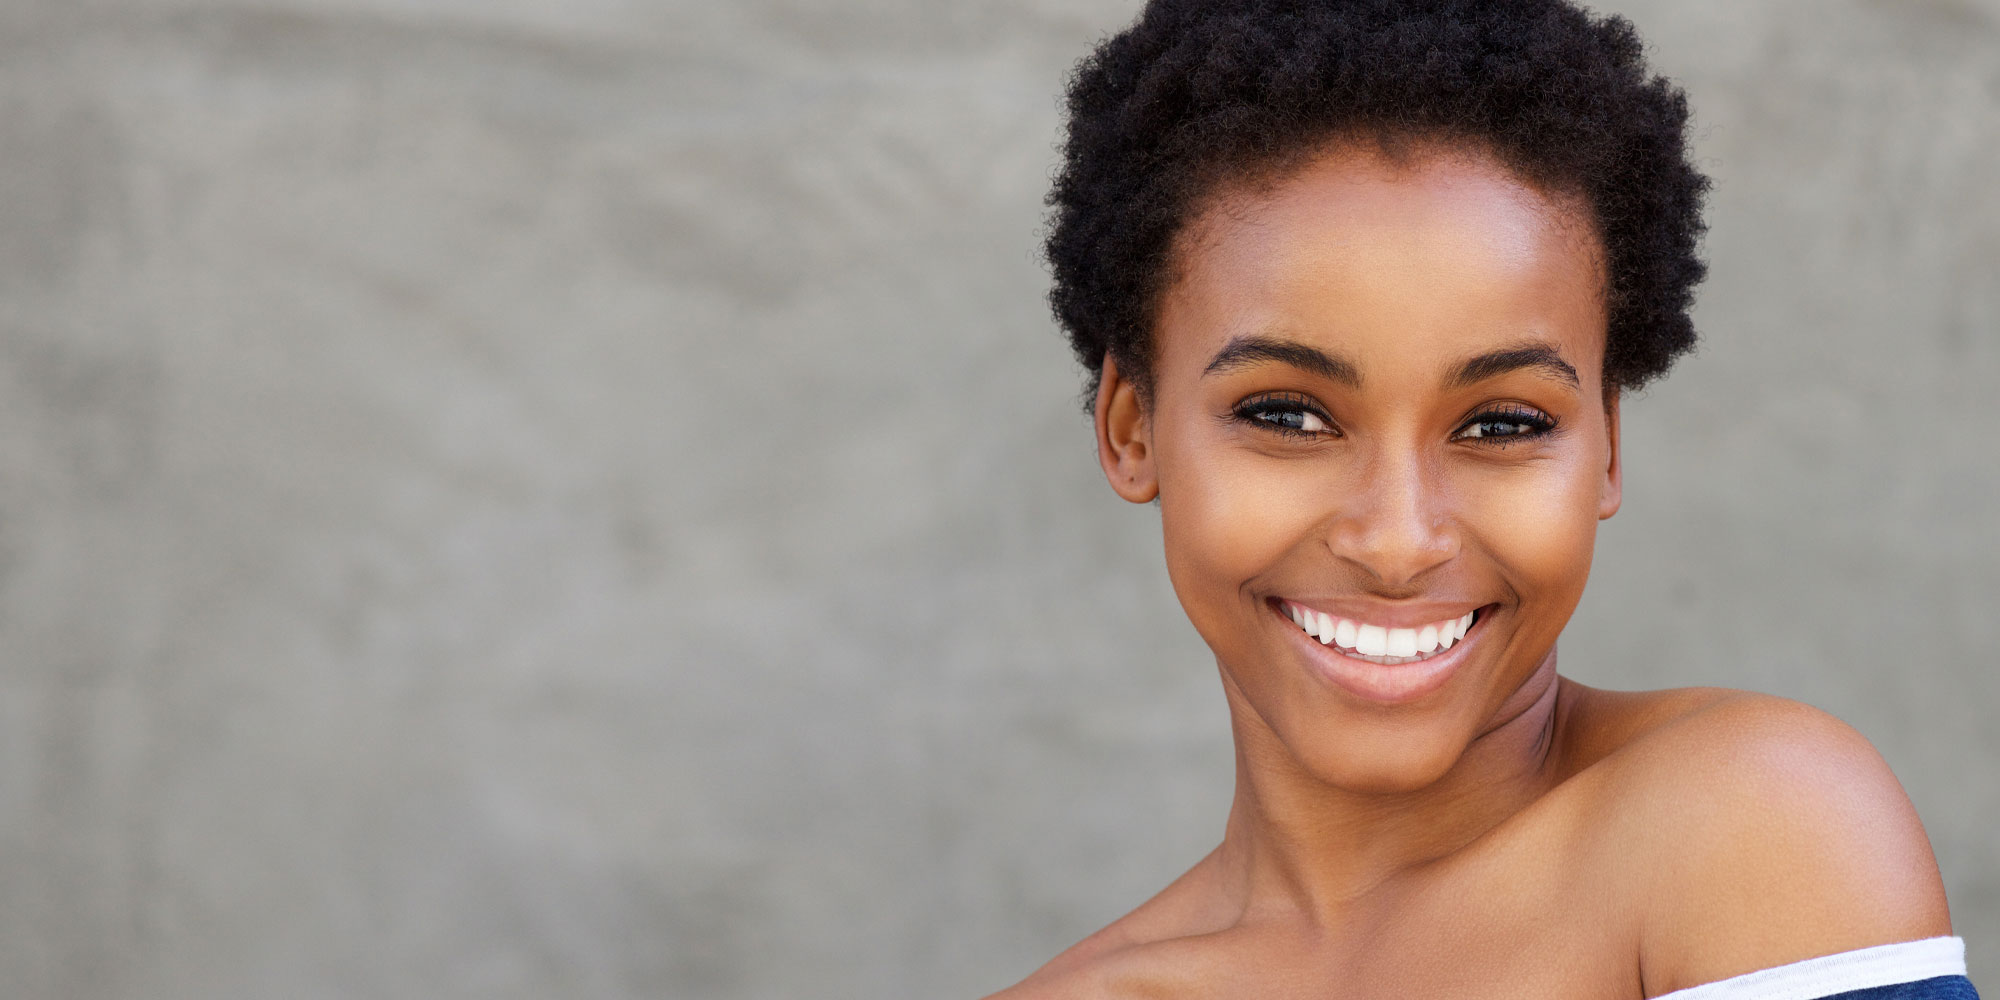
[{"x1": 1210, "y1": 651, "x2": 1567, "y2": 927}]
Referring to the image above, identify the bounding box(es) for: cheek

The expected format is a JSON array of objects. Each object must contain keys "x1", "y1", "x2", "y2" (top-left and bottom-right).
[
  {"x1": 1457, "y1": 447, "x2": 1606, "y2": 610},
  {"x1": 1155, "y1": 440, "x2": 1320, "y2": 623}
]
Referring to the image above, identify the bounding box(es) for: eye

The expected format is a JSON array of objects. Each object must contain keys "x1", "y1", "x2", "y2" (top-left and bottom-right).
[
  {"x1": 1232, "y1": 392, "x2": 1336, "y2": 439},
  {"x1": 1453, "y1": 404, "x2": 1557, "y2": 443}
]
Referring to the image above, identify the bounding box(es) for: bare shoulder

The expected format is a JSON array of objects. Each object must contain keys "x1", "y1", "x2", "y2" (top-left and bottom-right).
[
  {"x1": 982, "y1": 924, "x2": 1216, "y2": 1000},
  {"x1": 982, "y1": 852, "x2": 1231, "y2": 1000},
  {"x1": 982, "y1": 921, "x2": 1139, "y2": 1000},
  {"x1": 1571, "y1": 687, "x2": 1953, "y2": 997},
  {"x1": 981, "y1": 952, "x2": 1108, "y2": 1000}
]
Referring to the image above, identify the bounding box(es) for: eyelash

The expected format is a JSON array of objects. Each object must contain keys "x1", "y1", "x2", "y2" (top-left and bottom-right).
[
  {"x1": 1232, "y1": 393, "x2": 1334, "y2": 439},
  {"x1": 1454, "y1": 403, "x2": 1559, "y2": 444},
  {"x1": 1230, "y1": 395, "x2": 1559, "y2": 444}
]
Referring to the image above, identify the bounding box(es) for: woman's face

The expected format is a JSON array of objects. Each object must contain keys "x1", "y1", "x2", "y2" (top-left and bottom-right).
[{"x1": 1095, "y1": 145, "x2": 1621, "y2": 793}]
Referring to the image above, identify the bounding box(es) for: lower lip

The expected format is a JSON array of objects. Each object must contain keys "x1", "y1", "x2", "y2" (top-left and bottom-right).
[{"x1": 1274, "y1": 602, "x2": 1489, "y2": 705}]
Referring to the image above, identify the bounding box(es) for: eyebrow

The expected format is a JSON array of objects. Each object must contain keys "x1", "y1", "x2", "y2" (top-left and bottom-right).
[
  {"x1": 1202, "y1": 334, "x2": 1580, "y2": 392},
  {"x1": 1447, "y1": 342, "x2": 1580, "y2": 390},
  {"x1": 1202, "y1": 335, "x2": 1362, "y2": 387}
]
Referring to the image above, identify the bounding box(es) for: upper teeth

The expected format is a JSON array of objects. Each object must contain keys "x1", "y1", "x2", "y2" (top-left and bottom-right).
[{"x1": 1282, "y1": 601, "x2": 1476, "y2": 658}]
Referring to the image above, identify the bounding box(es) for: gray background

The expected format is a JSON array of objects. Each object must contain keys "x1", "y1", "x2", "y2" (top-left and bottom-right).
[{"x1": 1, "y1": 0, "x2": 1993, "y2": 997}]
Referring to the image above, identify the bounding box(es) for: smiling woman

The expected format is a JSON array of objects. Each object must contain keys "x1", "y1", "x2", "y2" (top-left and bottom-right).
[
  {"x1": 1127, "y1": 149, "x2": 1620, "y2": 766},
  {"x1": 989, "y1": 2, "x2": 1978, "y2": 999}
]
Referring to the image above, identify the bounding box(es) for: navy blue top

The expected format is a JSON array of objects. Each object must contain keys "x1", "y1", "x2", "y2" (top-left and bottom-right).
[{"x1": 1822, "y1": 977, "x2": 1980, "y2": 1000}]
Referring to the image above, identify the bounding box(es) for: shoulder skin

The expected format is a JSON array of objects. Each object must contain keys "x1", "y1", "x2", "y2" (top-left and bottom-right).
[
  {"x1": 982, "y1": 860, "x2": 1221, "y2": 1000},
  {"x1": 1589, "y1": 691, "x2": 1953, "y2": 997}
]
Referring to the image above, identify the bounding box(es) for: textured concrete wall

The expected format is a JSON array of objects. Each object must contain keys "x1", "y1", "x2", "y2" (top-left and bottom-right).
[{"x1": 0, "y1": 1, "x2": 1993, "y2": 997}]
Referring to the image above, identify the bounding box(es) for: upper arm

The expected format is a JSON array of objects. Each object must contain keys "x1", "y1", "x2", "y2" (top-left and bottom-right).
[{"x1": 1627, "y1": 695, "x2": 1952, "y2": 997}]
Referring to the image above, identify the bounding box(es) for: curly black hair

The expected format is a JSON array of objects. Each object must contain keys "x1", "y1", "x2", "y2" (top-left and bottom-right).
[{"x1": 1046, "y1": 0, "x2": 1711, "y2": 408}]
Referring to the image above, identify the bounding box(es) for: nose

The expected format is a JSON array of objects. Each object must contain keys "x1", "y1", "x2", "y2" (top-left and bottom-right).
[{"x1": 1323, "y1": 449, "x2": 1459, "y2": 589}]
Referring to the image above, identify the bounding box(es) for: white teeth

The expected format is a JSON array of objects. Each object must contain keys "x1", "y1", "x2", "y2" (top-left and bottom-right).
[
  {"x1": 1284, "y1": 602, "x2": 1481, "y2": 662},
  {"x1": 1333, "y1": 617, "x2": 1358, "y2": 648},
  {"x1": 1385, "y1": 628, "x2": 1417, "y2": 657},
  {"x1": 1355, "y1": 624, "x2": 1388, "y2": 657}
]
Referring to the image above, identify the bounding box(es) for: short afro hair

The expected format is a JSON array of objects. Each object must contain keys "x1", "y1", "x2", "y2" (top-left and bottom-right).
[{"x1": 1045, "y1": 0, "x2": 1711, "y2": 408}]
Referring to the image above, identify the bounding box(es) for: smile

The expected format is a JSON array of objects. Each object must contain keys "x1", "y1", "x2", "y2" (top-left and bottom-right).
[{"x1": 1277, "y1": 600, "x2": 1480, "y2": 665}]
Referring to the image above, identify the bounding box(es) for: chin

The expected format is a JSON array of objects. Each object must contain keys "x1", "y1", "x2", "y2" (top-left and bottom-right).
[{"x1": 1280, "y1": 722, "x2": 1474, "y2": 796}]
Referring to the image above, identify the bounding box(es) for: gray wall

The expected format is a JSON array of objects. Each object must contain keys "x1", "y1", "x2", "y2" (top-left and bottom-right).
[{"x1": 1, "y1": 1, "x2": 1993, "y2": 997}]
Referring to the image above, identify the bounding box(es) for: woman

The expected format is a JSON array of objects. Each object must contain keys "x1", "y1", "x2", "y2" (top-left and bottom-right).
[{"x1": 994, "y1": 1, "x2": 1978, "y2": 997}]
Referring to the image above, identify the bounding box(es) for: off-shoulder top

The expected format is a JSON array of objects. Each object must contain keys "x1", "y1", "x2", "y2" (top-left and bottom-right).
[{"x1": 1655, "y1": 937, "x2": 1977, "y2": 999}]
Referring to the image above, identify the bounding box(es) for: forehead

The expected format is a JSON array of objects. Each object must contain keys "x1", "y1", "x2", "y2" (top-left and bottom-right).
[{"x1": 1157, "y1": 146, "x2": 1608, "y2": 386}]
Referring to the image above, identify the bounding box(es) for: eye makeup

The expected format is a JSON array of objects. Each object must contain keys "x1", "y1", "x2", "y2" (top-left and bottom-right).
[{"x1": 1230, "y1": 391, "x2": 1337, "y2": 438}]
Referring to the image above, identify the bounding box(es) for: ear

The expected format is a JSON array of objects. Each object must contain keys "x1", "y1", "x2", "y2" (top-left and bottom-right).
[
  {"x1": 1598, "y1": 387, "x2": 1623, "y2": 520},
  {"x1": 1094, "y1": 355, "x2": 1159, "y2": 504}
]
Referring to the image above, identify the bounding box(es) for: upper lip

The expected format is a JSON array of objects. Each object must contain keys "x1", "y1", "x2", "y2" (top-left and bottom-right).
[{"x1": 1270, "y1": 596, "x2": 1489, "y2": 629}]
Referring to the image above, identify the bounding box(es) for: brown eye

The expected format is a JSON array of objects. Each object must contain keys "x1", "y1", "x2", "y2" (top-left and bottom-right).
[
  {"x1": 1261, "y1": 408, "x2": 1330, "y2": 433},
  {"x1": 1233, "y1": 394, "x2": 1337, "y2": 438},
  {"x1": 1452, "y1": 406, "x2": 1556, "y2": 442}
]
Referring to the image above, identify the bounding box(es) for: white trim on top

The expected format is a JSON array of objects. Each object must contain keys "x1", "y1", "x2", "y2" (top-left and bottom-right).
[{"x1": 1653, "y1": 936, "x2": 1966, "y2": 1000}]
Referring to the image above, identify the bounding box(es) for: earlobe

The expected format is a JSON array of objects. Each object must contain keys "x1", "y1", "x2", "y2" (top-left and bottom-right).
[
  {"x1": 1599, "y1": 387, "x2": 1623, "y2": 520},
  {"x1": 1094, "y1": 356, "x2": 1160, "y2": 504}
]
